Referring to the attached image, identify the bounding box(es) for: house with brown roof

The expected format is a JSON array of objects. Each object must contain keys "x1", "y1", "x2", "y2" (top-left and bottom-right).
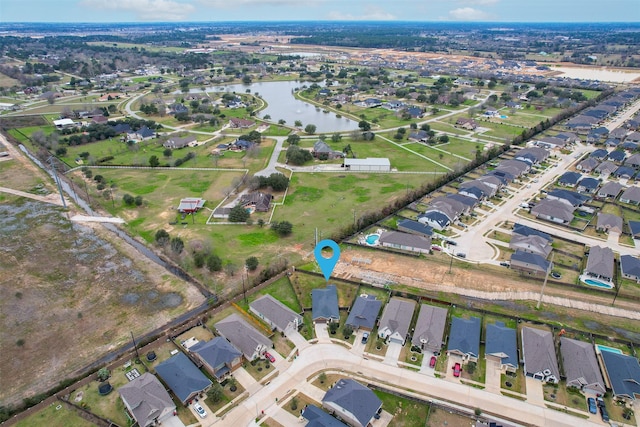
[
  {"x1": 163, "y1": 135, "x2": 196, "y2": 149},
  {"x1": 455, "y1": 118, "x2": 478, "y2": 130},
  {"x1": 597, "y1": 181, "x2": 623, "y2": 199},
  {"x1": 530, "y1": 199, "x2": 574, "y2": 224},
  {"x1": 621, "y1": 186, "x2": 640, "y2": 205},
  {"x1": 240, "y1": 192, "x2": 273, "y2": 212},
  {"x1": 584, "y1": 246, "x2": 614, "y2": 282},
  {"x1": 229, "y1": 117, "x2": 255, "y2": 129},
  {"x1": 596, "y1": 213, "x2": 623, "y2": 234}
]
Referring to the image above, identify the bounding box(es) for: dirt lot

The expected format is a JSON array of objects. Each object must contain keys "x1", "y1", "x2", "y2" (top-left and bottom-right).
[{"x1": 0, "y1": 198, "x2": 204, "y2": 407}]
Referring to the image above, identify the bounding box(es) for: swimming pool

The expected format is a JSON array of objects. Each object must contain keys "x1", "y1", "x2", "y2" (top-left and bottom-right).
[
  {"x1": 596, "y1": 344, "x2": 623, "y2": 355},
  {"x1": 582, "y1": 277, "x2": 614, "y2": 289},
  {"x1": 500, "y1": 115, "x2": 508, "y2": 119},
  {"x1": 365, "y1": 234, "x2": 380, "y2": 245}
]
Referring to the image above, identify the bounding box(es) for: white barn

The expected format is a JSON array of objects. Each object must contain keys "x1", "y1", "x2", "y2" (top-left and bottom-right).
[{"x1": 344, "y1": 158, "x2": 390, "y2": 172}]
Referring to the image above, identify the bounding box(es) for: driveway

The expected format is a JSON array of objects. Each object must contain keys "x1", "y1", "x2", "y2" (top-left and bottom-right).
[
  {"x1": 382, "y1": 341, "x2": 403, "y2": 366},
  {"x1": 419, "y1": 350, "x2": 436, "y2": 376},
  {"x1": 286, "y1": 326, "x2": 310, "y2": 351},
  {"x1": 190, "y1": 399, "x2": 217, "y2": 427},
  {"x1": 233, "y1": 367, "x2": 258, "y2": 390},
  {"x1": 350, "y1": 330, "x2": 366, "y2": 355},
  {"x1": 484, "y1": 359, "x2": 502, "y2": 394},
  {"x1": 525, "y1": 376, "x2": 546, "y2": 407},
  {"x1": 161, "y1": 415, "x2": 186, "y2": 427},
  {"x1": 314, "y1": 323, "x2": 331, "y2": 343}
]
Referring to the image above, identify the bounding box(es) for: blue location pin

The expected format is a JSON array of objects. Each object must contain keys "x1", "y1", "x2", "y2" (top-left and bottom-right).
[{"x1": 314, "y1": 239, "x2": 341, "y2": 282}]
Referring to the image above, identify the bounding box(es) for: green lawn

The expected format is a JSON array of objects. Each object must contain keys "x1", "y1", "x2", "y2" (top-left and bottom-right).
[
  {"x1": 373, "y1": 390, "x2": 430, "y2": 427},
  {"x1": 290, "y1": 271, "x2": 358, "y2": 308},
  {"x1": 14, "y1": 403, "x2": 95, "y2": 427},
  {"x1": 238, "y1": 275, "x2": 302, "y2": 313}
]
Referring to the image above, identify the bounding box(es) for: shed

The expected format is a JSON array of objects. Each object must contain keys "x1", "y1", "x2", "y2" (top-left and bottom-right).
[{"x1": 344, "y1": 158, "x2": 390, "y2": 172}]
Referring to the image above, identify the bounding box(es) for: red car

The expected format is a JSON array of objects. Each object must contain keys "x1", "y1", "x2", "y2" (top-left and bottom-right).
[
  {"x1": 264, "y1": 352, "x2": 275, "y2": 363},
  {"x1": 429, "y1": 356, "x2": 437, "y2": 368},
  {"x1": 453, "y1": 362, "x2": 461, "y2": 377}
]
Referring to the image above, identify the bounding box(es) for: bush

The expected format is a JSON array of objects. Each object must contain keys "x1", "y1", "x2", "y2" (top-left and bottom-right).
[
  {"x1": 271, "y1": 221, "x2": 293, "y2": 236},
  {"x1": 134, "y1": 196, "x2": 143, "y2": 206},
  {"x1": 193, "y1": 251, "x2": 206, "y2": 268},
  {"x1": 170, "y1": 237, "x2": 184, "y2": 254},
  {"x1": 122, "y1": 193, "x2": 135, "y2": 205},
  {"x1": 206, "y1": 254, "x2": 222, "y2": 272},
  {"x1": 245, "y1": 256, "x2": 259, "y2": 271},
  {"x1": 229, "y1": 204, "x2": 250, "y2": 222},
  {"x1": 155, "y1": 229, "x2": 170, "y2": 246}
]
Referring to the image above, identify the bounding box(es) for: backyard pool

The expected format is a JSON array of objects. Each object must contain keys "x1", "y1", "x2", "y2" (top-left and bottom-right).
[
  {"x1": 595, "y1": 344, "x2": 623, "y2": 355},
  {"x1": 500, "y1": 115, "x2": 509, "y2": 119},
  {"x1": 365, "y1": 234, "x2": 380, "y2": 246},
  {"x1": 581, "y1": 276, "x2": 614, "y2": 289}
]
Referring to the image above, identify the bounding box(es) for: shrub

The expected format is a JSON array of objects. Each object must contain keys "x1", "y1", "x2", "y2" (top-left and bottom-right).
[
  {"x1": 245, "y1": 256, "x2": 259, "y2": 271},
  {"x1": 206, "y1": 254, "x2": 222, "y2": 272},
  {"x1": 122, "y1": 193, "x2": 135, "y2": 205},
  {"x1": 170, "y1": 237, "x2": 184, "y2": 254},
  {"x1": 155, "y1": 229, "x2": 170, "y2": 246}
]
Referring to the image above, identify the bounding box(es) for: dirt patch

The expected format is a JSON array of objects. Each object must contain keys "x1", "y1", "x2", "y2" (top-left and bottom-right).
[{"x1": 0, "y1": 200, "x2": 204, "y2": 407}]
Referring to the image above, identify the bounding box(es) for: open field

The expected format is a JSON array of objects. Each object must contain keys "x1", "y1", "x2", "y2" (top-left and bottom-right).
[
  {"x1": 0, "y1": 199, "x2": 204, "y2": 407},
  {"x1": 13, "y1": 402, "x2": 94, "y2": 427}
]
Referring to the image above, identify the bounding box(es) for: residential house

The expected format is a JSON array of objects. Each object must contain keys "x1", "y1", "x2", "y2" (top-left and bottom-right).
[
  {"x1": 495, "y1": 159, "x2": 530, "y2": 177},
  {"x1": 459, "y1": 179, "x2": 496, "y2": 198},
  {"x1": 118, "y1": 373, "x2": 176, "y2": 427},
  {"x1": 229, "y1": 117, "x2": 255, "y2": 128},
  {"x1": 576, "y1": 177, "x2": 600, "y2": 194},
  {"x1": 250, "y1": 294, "x2": 303, "y2": 333},
  {"x1": 629, "y1": 221, "x2": 640, "y2": 239},
  {"x1": 411, "y1": 304, "x2": 448, "y2": 354},
  {"x1": 515, "y1": 147, "x2": 549, "y2": 165},
  {"x1": 428, "y1": 196, "x2": 469, "y2": 219},
  {"x1": 620, "y1": 255, "x2": 640, "y2": 282},
  {"x1": 622, "y1": 141, "x2": 639, "y2": 151},
  {"x1": 302, "y1": 405, "x2": 348, "y2": 427},
  {"x1": 377, "y1": 297, "x2": 417, "y2": 345},
  {"x1": 177, "y1": 198, "x2": 205, "y2": 213},
  {"x1": 485, "y1": 322, "x2": 518, "y2": 373},
  {"x1": 190, "y1": 337, "x2": 242, "y2": 381},
  {"x1": 620, "y1": 186, "x2": 640, "y2": 205},
  {"x1": 322, "y1": 379, "x2": 382, "y2": 427},
  {"x1": 456, "y1": 118, "x2": 478, "y2": 130},
  {"x1": 546, "y1": 189, "x2": 590, "y2": 208},
  {"x1": 483, "y1": 107, "x2": 499, "y2": 117},
  {"x1": 595, "y1": 161, "x2": 618, "y2": 177},
  {"x1": 397, "y1": 219, "x2": 433, "y2": 238},
  {"x1": 458, "y1": 185, "x2": 486, "y2": 200},
  {"x1": 600, "y1": 351, "x2": 640, "y2": 402},
  {"x1": 312, "y1": 285, "x2": 340, "y2": 323},
  {"x1": 614, "y1": 166, "x2": 636, "y2": 179},
  {"x1": 625, "y1": 153, "x2": 640, "y2": 169},
  {"x1": 556, "y1": 132, "x2": 581, "y2": 144},
  {"x1": 510, "y1": 250, "x2": 552, "y2": 276},
  {"x1": 606, "y1": 138, "x2": 621, "y2": 147},
  {"x1": 154, "y1": 352, "x2": 212, "y2": 405},
  {"x1": 509, "y1": 233, "x2": 552, "y2": 258},
  {"x1": 512, "y1": 223, "x2": 553, "y2": 242},
  {"x1": 214, "y1": 313, "x2": 272, "y2": 361},
  {"x1": 408, "y1": 130, "x2": 428, "y2": 142},
  {"x1": 447, "y1": 316, "x2": 481, "y2": 363},
  {"x1": 169, "y1": 103, "x2": 188, "y2": 115},
  {"x1": 597, "y1": 181, "x2": 623, "y2": 199},
  {"x1": 558, "y1": 171, "x2": 582, "y2": 187},
  {"x1": 625, "y1": 131, "x2": 640, "y2": 144},
  {"x1": 530, "y1": 199, "x2": 574, "y2": 224},
  {"x1": 163, "y1": 135, "x2": 196, "y2": 149},
  {"x1": 446, "y1": 193, "x2": 479, "y2": 209},
  {"x1": 596, "y1": 213, "x2": 623, "y2": 234},
  {"x1": 112, "y1": 123, "x2": 132, "y2": 135},
  {"x1": 590, "y1": 149, "x2": 609, "y2": 160},
  {"x1": 521, "y1": 327, "x2": 560, "y2": 383},
  {"x1": 345, "y1": 294, "x2": 382, "y2": 332},
  {"x1": 559, "y1": 338, "x2": 606, "y2": 394},
  {"x1": 313, "y1": 140, "x2": 343, "y2": 159},
  {"x1": 566, "y1": 115, "x2": 599, "y2": 132},
  {"x1": 417, "y1": 211, "x2": 450, "y2": 231},
  {"x1": 378, "y1": 230, "x2": 431, "y2": 254},
  {"x1": 240, "y1": 192, "x2": 273, "y2": 212},
  {"x1": 584, "y1": 246, "x2": 614, "y2": 282},
  {"x1": 608, "y1": 150, "x2": 626, "y2": 164},
  {"x1": 536, "y1": 136, "x2": 566, "y2": 149}
]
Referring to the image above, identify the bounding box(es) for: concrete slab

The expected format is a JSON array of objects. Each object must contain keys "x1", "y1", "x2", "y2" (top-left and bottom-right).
[
  {"x1": 350, "y1": 330, "x2": 366, "y2": 355},
  {"x1": 286, "y1": 327, "x2": 310, "y2": 351},
  {"x1": 160, "y1": 414, "x2": 186, "y2": 427},
  {"x1": 314, "y1": 323, "x2": 331, "y2": 343},
  {"x1": 419, "y1": 350, "x2": 436, "y2": 376},
  {"x1": 383, "y1": 341, "x2": 402, "y2": 366},
  {"x1": 233, "y1": 367, "x2": 257, "y2": 390},
  {"x1": 525, "y1": 376, "x2": 546, "y2": 407},
  {"x1": 485, "y1": 359, "x2": 502, "y2": 394}
]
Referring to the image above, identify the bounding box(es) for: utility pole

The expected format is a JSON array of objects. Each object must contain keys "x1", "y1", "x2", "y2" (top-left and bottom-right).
[
  {"x1": 49, "y1": 156, "x2": 66, "y2": 209},
  {"x1": 130, "y1": 331, "x2": 140, "y2": 361},
  {"x1": 536, "y1": 252, "x2": 555, "y2": 310}
]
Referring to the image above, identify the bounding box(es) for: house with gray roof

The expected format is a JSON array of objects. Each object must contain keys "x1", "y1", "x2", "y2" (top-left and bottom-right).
[
  {"x1": 417, "y1": 210, "x2": 450, "y2": 231},
  {"x1": 512, "y1": 224, "x2": 552, "y2": 242},
  {"x1": 485, "y1": 322, "x2": 518, "y2": 373},
  {"x1": 378, "y1": 230, "x2": 431, "y2": 254},
  {"x1": 535, "y1": 136, "x2": 566, "y2": 149},
  {"x1": 558, "y1": 171, "x2": 582, "y2": 187},
  {"x1": 515, "y1": 147, "x2": 549, "y2": 164},
  {"x1": 596, "y1": 213, "x2": 623, "y2": 234},
  {"x1": 530, "y1": 199, "x2": 574, "y2": 224},
  {"x1": 118, "y1": 373, "x2": 176, "y2": 427},
  {"x1": 510, "y1": 250, "x2": 552, "y2": 277},
  {"x1": 521, "y1": 327, "x2": 560, "y2": 383},
  {"x1": 322, "y1": 379, "x2": 382, "y2": 427},
  {"x1": 620, "y1": 255, "x2": 640, "y2": 282},
  {"x1": 585, "y1": 246, "x2": 614, "y2": 282},
  {"x1": 163, "y1": 135, "x2": 196, "y2": 149},
  {"x1": 495, "y1": 159, "x2": 530, "y2": 176},
  {"x1": 313, "y1": 140, "x2": 343, "y2": 160},
  {"x1": 412, "y1": 304, "x2": 448, "y2": 353},
  {"x1": 620, "y1": 186, "x2": 640, "y2": 205},
  {"x1": 546, "y1": 189, "x2": 590, "y2": 207},
  {"x1": 447, "y1": 316, "x2": 481, "y2": 363},
  {"x1": 190, "y1": 337, "x2": 242, "y2": 381},
  {"x1": 577, "y1": 157, "x2": 600, "y2": 173},
  {"x1": 377, "y1": 297, "x2": 416, "y2": 345},
  {"x1": 509, "y1": 234, "x2": 552, "y2": 258},
  {"x1": 397, "y1": 218, "x2": 433, "y2": 238},
  {"x1": 590, "y1": 149, "x2": 609, "y2": 160},
  {"x1": 576, "y1": 177, "x2": 600, "y2": 194},
  {"x1": 346, "y1": 294, "x2": 382, "y2": 332},
  {"x1": 630, "y1": 221, "x2": 640, "y2": 239},
  {"x1": 250, "y1": 294, "x2": 303, "y2": 332},
  {"x1": 428, "y1": 197, "x2": 467, "y2": 220},
  {"x1": 215, "y1": 313, "x2": 272, "y2": 361},
  {"x1": 597, "y1": 181, "x2": 623, "y2": 199},
  {"x1": 312, "y1": 285, "x2": 340, "y2": 323},
  {"x1": 155, "y1": 352, "x2": 212, "y2": 405},
  {"x1": 559, "y1": 338, "x2": 606, "y2": 394},
  {"x1": 625, "y1": 153, "x2": 640, "y2": 169},
  {"x1": 302, "y1": 405, "x2": 348, "y2": 427},
  {"x1": 600, "y1": 351, "x2": 640, "y2": 402}
]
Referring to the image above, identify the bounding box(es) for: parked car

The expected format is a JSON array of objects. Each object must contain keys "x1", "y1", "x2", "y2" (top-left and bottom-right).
[
  {"x1": 456, "y1": 252, "x2": 466, "y2": 258},
  {"x1": 587, "y1": 397, "x2": 597, "y2": 414},
  {"x1": 600, "y1": 406, "x2": 609, "y2": 422},
  {"x1": 499, "y1": 261, "x2": 510, "y2": 268},
  {"x1": 453, "y1": 362, "x2": 461, "y2": 377},
  {"x1": 431, "y1": 245, "x2": 442, "y2": 251},
  {"x1": 264, "y1": 352, "x2": 275, "y2": 363},
  {"x1": 445, "y1": 239, "x2": 457, "y2": 246},
  {"x1": 429, "y1": 356, "x2": 437, "y2": 368},
  {"x1": 193, "y1": 402, "x2": 207, "y2": 418},
  {"x1": 596, "y1": 396, "x2": 605, "y2": 408},
  {"x1": 362, "y1": 332, "x2": 369, "y2": 344}
]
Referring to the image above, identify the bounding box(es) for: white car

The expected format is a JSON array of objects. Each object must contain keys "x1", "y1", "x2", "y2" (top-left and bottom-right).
[{"x1": 193, "y1": 402, "x2": 207, "y2": 418}]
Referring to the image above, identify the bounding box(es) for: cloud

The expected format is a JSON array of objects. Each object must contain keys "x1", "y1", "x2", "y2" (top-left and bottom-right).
[
  {"x1": 327, "y1": 6, "x2": 396, "y2": 21},
  {"x1": 448, "y1": 7, "x2": 492, "y2": 21},
  {"x1": 199, "y1": 0, "x2": 319, "y2": 7},
  {"x1": 81, "y1": 0, "x2": 195, "y2": 21},
  {"x1": 458, "y1": 0, "x2": 499, "y2": 5}
]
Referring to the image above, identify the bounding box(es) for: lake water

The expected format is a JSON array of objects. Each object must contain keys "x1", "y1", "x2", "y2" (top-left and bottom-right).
[
  {"x1": 210, "y1": 80, "x2": 359, "y2": 133},
  {"x1": 554, "y1": 66, "x2": 640, "y2": 83}
]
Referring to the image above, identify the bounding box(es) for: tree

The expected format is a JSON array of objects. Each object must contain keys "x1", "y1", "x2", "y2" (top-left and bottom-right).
[
  {"x1": 304, "y1": 124, "x2": 317, "y2": 134},
  {"x1": 134, "y1": 196, "x2": 143, "y2": 206},
  {"x1": 319, "y1": 372, "x2": 327, "y2": 384},
  {"x1": 123, "y1": 193, "x2": 135, "y2": 205},
  {"x1": 97, "y1": 367, "x2": 110, "y2": 381},
  {"x1": 229, "y1": 204, "x2": 250, "y2": 222},
  {"x1": 257, "y1": 219, "x2": 265, "y2": 228},
  {"x1": 331, "y1": 133, "x2": 342, "y2": 142},
  {"x1": 193, "y1": 251, "x2": 206, "y2": 268},
  {"x1": 358, "y1": 120, "x2": 371, "y2": 131},
  {"x1": 438, "y1": 134, "x2": 449, "y2": 144},
  {"x1": 163, "y1": 148, "x2": 172, "y2": 157},
  {"x1": 155, "y1": 229, "x2": 170, "y2": 246},
  {"x1": 294, "y1": 120, "x2": 303, "y2": 127},
  {"x1": 149, "y1": 155, "x2": 160, "y2": 167},
  {"x1": 286, "y1": 134, "x2": 300, "y2": 145},
  {"x1": 170, "y1": 237, "x2": 184, "y2": 254},
  {"x1": 206, "y1": 254, "x2": 222, "y2": 272},
  {"x1": 225, "y1": 262, "x2": 238, "y2": 276},
  {"x1": 278, "y1": 119, "x2": 286, "y2": 125},
  {"x1": 272, "y1": 221, "x2": 293, "y2": 236},
  {"x1": 207, "y1": 383, "x2": 224, "y2": 403},
  {"x1": 342, "y1": 324, "x2": 353, "y2": 339},
  {"x1": 246, "y1": 256, "x2": 259, "y2": 271},
  {"x1": 286, "y1": 145, "x2": 312, "y2": 165}
]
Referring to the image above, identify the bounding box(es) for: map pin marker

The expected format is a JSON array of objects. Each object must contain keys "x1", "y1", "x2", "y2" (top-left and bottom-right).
[{"x1": 314, "y1": 239, "x2": 341, "y2": 282}]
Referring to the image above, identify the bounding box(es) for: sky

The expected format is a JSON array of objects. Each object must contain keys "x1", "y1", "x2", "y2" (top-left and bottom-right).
[{"x1": 1, "y1": 0, "x2": 639, "y2": 23}]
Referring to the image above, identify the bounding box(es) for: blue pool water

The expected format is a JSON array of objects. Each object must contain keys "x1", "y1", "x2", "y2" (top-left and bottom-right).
[
  {"x1": 596, "y1": 344, "x2": 623, "y2": 355},
  {"x1": 583, "y1": 278, "x2": 614, "y2": 289},
  {"x1": 500, "y1": 115, "x2": 508, "y2": 119},
  {"x1": 365, "y1": 234, "x2": 380, "y2": 245}
]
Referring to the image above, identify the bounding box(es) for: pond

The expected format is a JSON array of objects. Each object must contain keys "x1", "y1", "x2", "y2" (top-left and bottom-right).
[{"x1": 188, "y1": 80, "x2": 359, "y2": 133}]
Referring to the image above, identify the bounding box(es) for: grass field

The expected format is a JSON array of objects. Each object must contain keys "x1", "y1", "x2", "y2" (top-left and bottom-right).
[
  {"x1": 373, "y1": 390, "x2": 430, "y2": 427},
  {"x1": 14, "y1": 403, "x2": 94, "y2": 427}
]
